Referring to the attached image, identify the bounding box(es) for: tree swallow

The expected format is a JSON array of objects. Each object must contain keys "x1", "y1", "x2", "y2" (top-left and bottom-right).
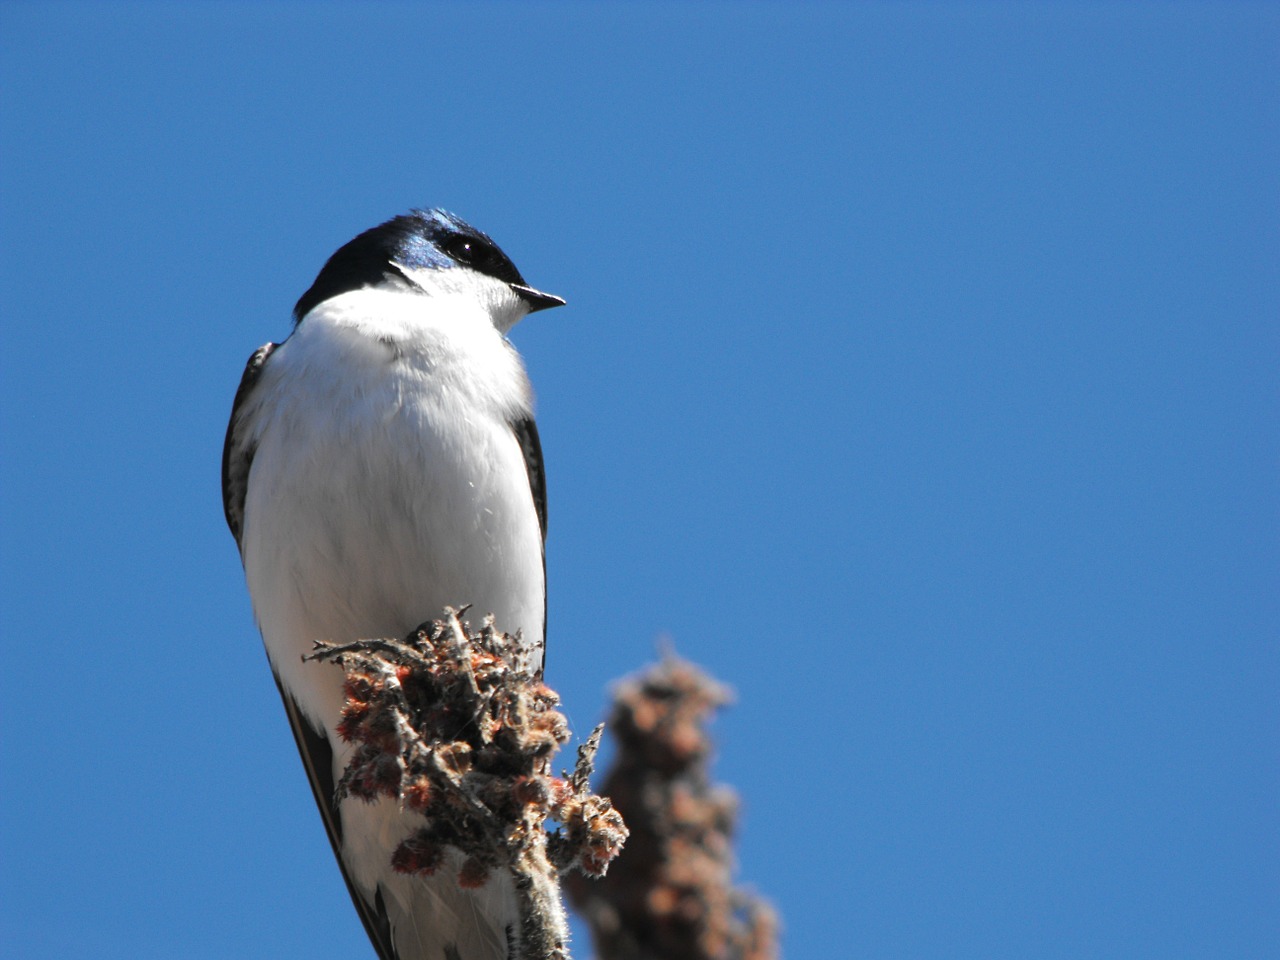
[{"x1": 223, "y1": 209, "x2": 564, "y2": 960}]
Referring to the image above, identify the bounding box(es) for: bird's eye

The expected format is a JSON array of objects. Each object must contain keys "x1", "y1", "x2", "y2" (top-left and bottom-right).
[
  {"x1": 435, "y1": 230, "x2": 520, "y2": 284},
  {"x1": 445, "y1": 236, "x2": 487, "y2": 267}
]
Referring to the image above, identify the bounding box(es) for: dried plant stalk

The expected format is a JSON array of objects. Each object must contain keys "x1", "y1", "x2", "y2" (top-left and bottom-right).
[{"x1": 307, "y1": 608, "x2": 628, "y2": 960}]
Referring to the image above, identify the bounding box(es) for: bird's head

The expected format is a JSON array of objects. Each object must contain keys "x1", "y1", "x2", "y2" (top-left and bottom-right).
[{"x1": 293, "y1": 208, "x2": 565, "y2": 331}]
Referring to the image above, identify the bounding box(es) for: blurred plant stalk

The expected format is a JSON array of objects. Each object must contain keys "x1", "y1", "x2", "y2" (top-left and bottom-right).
[{"x1": 567, "y1": 654, "x2": 779, "y2": 960}]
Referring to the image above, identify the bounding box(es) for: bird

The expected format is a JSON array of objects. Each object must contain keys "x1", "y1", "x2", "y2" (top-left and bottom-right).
[{"x1": 222, "y1": 208, "x2": 564, "y2": 960}]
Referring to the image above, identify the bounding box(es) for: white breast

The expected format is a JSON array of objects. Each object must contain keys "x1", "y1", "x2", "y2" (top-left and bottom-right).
[{"x1": 243, "y1": 286, "x2": 544, "y2": 725}]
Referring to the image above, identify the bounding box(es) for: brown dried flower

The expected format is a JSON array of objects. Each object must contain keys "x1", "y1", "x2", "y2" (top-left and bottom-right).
[{"x1": 306, "y1": 608, "x2": 628, "y2": 960}]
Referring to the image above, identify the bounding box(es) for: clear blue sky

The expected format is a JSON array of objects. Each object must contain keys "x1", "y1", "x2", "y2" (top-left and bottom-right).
[{"x1": 1, "y1": 3, "x2": 1275, "y2": 958}]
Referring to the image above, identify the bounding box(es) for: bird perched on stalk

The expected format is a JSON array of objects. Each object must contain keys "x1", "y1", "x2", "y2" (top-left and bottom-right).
[{"x1": 223, "y1": 209, "x2": 563, "y2": 960}]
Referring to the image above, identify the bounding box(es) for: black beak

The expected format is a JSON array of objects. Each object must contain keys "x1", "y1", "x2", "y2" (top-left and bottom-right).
[{"x1": 511, "y1": 283, "x2": 566, "y2": 313}]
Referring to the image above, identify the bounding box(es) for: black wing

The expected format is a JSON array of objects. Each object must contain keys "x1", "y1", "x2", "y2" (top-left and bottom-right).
[
  {"x1": 221, "y1": 343, "x2": 277, "y2": 549},
  {"x1": 508, "y1": 416, "x2": 547, "y2": 543},
  {"x1": 276, "y1": 682, "x2": 398, "y2": 960},
  {"x1": 509, "y1": 417, "x2": 550, "y2": 670},
  {"x1": 224, "y1": 344, "x2": 399, "y2": 957},
  {"x1": 509, "y1": 415, "x2": 548, "y2": 662}
]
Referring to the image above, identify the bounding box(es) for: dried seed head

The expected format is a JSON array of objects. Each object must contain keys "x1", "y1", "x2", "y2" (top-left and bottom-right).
[
  {"x1": 402, "y1": 776, "x2": 433, "y2": 812},
  {"x1": 512, "y1": 775, "x2": 551, "y2": 809},
  {"x1": 392, "y1": 831, "x2": 443, "y2": 876},
  {"x1": 435, "y1": 741, "x2": 472, "y2": 775},
  {"x1": 457, "y1": 856, "x2": 491, "y2": 889},
  {"x1": 308, "y1": 610, "x2": 628, "y2": 937}
]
